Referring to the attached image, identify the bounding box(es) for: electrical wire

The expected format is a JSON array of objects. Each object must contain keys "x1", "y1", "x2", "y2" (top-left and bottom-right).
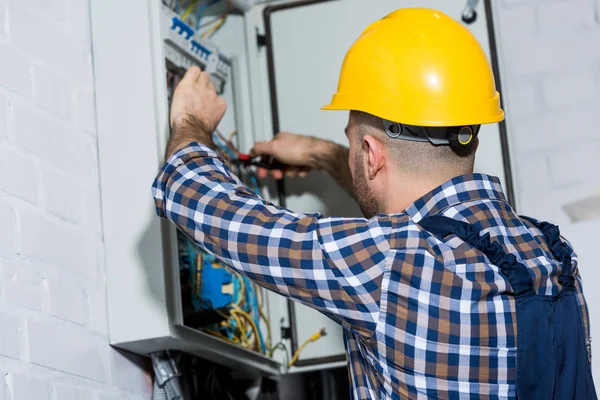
[
  {"x1": 247, "y1": 280, "x2": 266, "y2": 353},
  {"x1": 258, "y1": 301, "x2": 272, "y2": 350},
  {"x1": 178, "y1": 123, "x2": 276, "y2": 357},
  {"x1": 229, "y1": 311, "x2": 249, "y2": 347},
  {"x1": 201, "y1": 15, "x2": 227, "y2": 38},
  {"x1": 268, "y1": 342, "x2": 290, "y2": 368},
  {"x1": 182, "y1": 0, "x2": 200, "y2": 21},
  {"x1": 235, "y1": 275, "x2": 246, "y2": 307},
  {"x1": 288, "y1": 328, "x2": 327, "y2": 367},
  {"x1": 205, "y1": 329, "x2": 238, "y2": 344},
  {"x1": 229, "y1": 129, "x2": 238, "y2": 141},
  {"x1": 196, "y1": 0, "x2": 222, "y2": 30},
  {"x1": 200, "y1": 0, "x2": 231, "y2": 39},
  {"x1": 254, "y1": 283, "x2": 271, "y2": 350},
  {"x1": 231, "y1": 309, "x2": 262, "y2": 352}
]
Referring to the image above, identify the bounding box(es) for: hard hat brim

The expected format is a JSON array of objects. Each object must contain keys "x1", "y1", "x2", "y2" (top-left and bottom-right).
[{"x1": 321, "y1": 92, "x2": 505, "y2": 127}]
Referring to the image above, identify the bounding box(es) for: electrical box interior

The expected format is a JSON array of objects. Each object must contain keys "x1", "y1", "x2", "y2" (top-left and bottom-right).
[{"x1": 163, "y1": 3, "x2": 277, "y2": 365}]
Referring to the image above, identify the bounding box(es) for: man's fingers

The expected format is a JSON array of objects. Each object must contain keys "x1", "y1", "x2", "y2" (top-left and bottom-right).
[
  {"x1": 197, "y1": 71, "x2": 210, "y2": 87},
  {"x1": 182, "y1": 66, "x2": 202, "y2": 83},
  {"x1": 251, "y1": 141, "x2": 274, "y2": 156},
  {"x1": 207, "y1": 79, "x2": 216, "y2": 92},
  {"x1": 271, "y1": 170, "x2": 284, "y2": 180},
  {"x1": 257, "y1": 168, "x2": 268, "y2": 179}
]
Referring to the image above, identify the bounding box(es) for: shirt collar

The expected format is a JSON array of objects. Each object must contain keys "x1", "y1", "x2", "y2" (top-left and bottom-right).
[{"x1": 404, "y1": 173, "x2": 508, "y2": 222}]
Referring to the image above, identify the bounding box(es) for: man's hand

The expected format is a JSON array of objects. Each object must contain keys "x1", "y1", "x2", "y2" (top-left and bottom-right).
[
  {"x1": 252, "y1": 133, "x2": 321, "y2": 179},
  {"x1": 251, "y1": 133, "x2": 355, "y2": 197},
  {"x1": 165, "y1": 67, "x2": 227, "y2": 160}
]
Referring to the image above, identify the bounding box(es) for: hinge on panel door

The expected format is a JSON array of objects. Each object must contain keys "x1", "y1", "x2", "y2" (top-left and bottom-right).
[
  {"x1": 256, "y1": 31, "x2": 267, "y2": 48},
  {"x1": 281, "y1": 325, "x2": 292, "y2": 340}
]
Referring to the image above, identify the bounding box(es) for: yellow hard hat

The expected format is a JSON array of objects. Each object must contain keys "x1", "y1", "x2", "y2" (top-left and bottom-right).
[{"x1": 322, "y1": 8, "x2": 504, "y2": 127}]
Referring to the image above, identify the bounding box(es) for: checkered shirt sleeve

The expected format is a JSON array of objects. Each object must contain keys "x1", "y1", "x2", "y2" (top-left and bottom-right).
[{"x1": 152, "y1": 143, "x2": 395, "y2": 334}]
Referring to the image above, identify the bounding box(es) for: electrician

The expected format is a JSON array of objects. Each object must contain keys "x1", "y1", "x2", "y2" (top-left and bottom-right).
[{"x1": 153, "y1": 8, "x2": 597, "y2": 399}]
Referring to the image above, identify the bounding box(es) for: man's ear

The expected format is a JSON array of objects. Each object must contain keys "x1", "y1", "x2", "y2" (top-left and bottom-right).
[{"x1": 363, "y1": 135, "x2": 386, "y2": 180}]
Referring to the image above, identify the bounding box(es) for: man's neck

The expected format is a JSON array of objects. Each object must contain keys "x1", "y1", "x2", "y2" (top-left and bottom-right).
[{"x1": 383, "y1": 171, "x2": 472, "y2": 214}]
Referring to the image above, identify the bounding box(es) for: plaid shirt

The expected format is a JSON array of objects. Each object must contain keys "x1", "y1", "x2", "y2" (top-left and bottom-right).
[{"x1": 153, "y1": 143, "x2": 592, "y2": 400}]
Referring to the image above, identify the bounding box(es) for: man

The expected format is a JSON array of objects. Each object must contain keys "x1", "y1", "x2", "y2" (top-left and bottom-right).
[{"x1": 153, "y1": 8, "x2": 597, "y2": 400}]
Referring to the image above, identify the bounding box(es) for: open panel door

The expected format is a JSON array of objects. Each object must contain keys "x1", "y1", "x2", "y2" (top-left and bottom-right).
[{"x1": 263, "y1": 0, "x2": 513, "y2": 369}]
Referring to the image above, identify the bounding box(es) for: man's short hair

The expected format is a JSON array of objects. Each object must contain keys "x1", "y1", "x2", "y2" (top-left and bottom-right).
[{"x1": 351, "y1": 111, "x2": 477, "y2": 176}]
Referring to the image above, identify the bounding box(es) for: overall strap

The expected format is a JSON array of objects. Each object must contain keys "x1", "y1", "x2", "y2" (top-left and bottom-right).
[
  {"x1": 520, "y1": 216, "x2": 575, "y2": 289},
  {"x1": 418, "y1": 215, "x2": 535, "y2": 297}
]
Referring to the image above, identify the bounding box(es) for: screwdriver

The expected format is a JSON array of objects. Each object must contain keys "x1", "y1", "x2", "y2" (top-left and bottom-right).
[{"x1": 236, "y1": 153, "x2": 288, "y2": 170}]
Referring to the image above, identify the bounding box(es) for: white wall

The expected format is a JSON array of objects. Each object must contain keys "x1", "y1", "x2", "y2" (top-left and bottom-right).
[
  {"x1": 494, "y1": 0, "x2": 600, "y2": 380},
  {"x1": 0, "y1": 0, "x2": 151, "y2": 399}
]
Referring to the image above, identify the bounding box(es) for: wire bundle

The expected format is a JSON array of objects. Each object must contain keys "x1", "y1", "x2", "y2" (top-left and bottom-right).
[
  {"x1": 205, "y1": 274, "x2": 271, "y2": 353},
  {"x1": 171, "y1": 0, "x2": 231, "y2": 39}
]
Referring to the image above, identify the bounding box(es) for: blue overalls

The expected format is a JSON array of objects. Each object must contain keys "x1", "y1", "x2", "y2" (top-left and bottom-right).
[{"x1": 418, "y1": 215, "x2": 598, "y2": 399}]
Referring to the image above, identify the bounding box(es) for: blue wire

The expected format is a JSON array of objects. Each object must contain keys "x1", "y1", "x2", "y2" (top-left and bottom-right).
[
  {"x1": 212, "y1": 133, "x2": 237, "y2": 159},
  {"x1": 249, "y1": 174, "x2": 261, "y2": 196},
  {"x1": 232, "y1": 275, "x2": 239, "y2": 305},
  {"x1": 245, "y1": 276, "x2": 266, "y2": 352},
  {"x1": 196, "y1": 0, "x2": 222, "y2": 30}
]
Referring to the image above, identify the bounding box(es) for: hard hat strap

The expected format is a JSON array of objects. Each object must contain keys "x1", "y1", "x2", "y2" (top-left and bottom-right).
[{"x1": 383, "y1": 119, "x2": 480, "y2": 148}]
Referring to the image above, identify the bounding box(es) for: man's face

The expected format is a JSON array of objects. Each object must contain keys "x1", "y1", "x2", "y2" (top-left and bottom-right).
[{"x1": 346, "y1": 117, "x2": 381, "y2": 219}]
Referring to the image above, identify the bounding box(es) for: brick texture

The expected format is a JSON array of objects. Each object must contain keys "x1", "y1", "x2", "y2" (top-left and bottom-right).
[{"x1": 0, "y1": 0, "x2": 151, "y2": 398}]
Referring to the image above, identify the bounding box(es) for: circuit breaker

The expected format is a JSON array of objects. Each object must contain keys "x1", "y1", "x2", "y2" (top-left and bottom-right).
[{"x1": 91, "y1": 0, "x2": 513, "y2": 377}]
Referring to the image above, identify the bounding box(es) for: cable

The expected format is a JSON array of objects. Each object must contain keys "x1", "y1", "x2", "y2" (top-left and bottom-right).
[
  {"x1": 247, "y1": 281, "x2": 266, "y2": 353},
  {"x1": 229, "y1": 129, "x2": 238, "y2": 141},
  {"x1": 288, "y1": 328, "x2": 327, "y2": 367},
  {"x1": 200, "y1": 1, "x2": 231, "y2": 39},
  {"x1": 177, "y1": 130, "x2": 272, "y2": 357},
  {"x1": 197, "y1": 0, "x2": 221, "y2": 24},
  {"x1": 254, "y1": 283, "x2": 271, "y2": 350},
  {"x1": 257, "y1": 300, "x2": 272, "y2": 350},
  {"x1": 201, "y1": 15, "x2": 226, "y2": 38},
  {"x1": 196, "y1": 0, "x2": 222, "y2": 30},
  {"x1": 182, "y1": 0, "x2": 200, "y2": 21},
  {"x1": 205, "y1": 329, "x2": 238, "y2": 344},
  {"x1": 268, "y1": 342, "x2": 290, "y2": 367},
  {"x1": 236, "y1": 275, "x2": 246, "y2": 307},
  {"x1": 231, "y1": 309, "x2": 262, "y2": 352},
  {"x1": 231, "y1": 308, "x2": 261, "y2": 351},
  {"x1": 229, "y1": 311, "x2": 248, "y2": 347}
]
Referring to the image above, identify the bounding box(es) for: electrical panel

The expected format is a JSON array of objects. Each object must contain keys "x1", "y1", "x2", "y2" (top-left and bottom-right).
[
  {"x1": 163, "y1": 12, "x2": 274, "y2": 358},
  {"x1": 91, "y1": 0, "x2": 514, "y2": 378}
]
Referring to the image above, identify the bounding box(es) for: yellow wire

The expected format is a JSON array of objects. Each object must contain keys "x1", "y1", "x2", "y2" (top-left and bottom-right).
[
  {"x1": 231, "y1": 309, "x2": 261, "y2": 352},
  {"x1": 229, "y1": 129, "x2": 238, "y2": 141},
  {"x1": 181, "y1": 0, "x2": 199, "y2": 21},
  {"x1": 230, "y1": 311, "x2": 248, "y2": 347},
  {"x1": 254, "y1": 284, "x2": 272, "y2": 351},
  {"x1": 288, "y1": 329, "x2": 326, "y2": 368},
  {"x1": 289, "y1": 341, "x2": 310, "y2": 367},
  {"x1": 201, "y1": 15, "x2": 226, "y2": 38},
  {"x1": 205, "y1": 329, "x2": 238, "y2": 344}
]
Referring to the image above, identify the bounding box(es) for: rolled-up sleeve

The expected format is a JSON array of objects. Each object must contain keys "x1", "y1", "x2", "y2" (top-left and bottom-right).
[{"x1": 153, "y1": 143, "x2": 394, "y2": 335}]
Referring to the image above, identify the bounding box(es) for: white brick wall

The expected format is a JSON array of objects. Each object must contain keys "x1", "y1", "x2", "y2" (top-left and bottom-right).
[
  {"x1": 495, "y1": 0, "x2": 600, "y2": 381},
  {"x1": 0, "y1": 0, "x2": 152, "y2": 399}
]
